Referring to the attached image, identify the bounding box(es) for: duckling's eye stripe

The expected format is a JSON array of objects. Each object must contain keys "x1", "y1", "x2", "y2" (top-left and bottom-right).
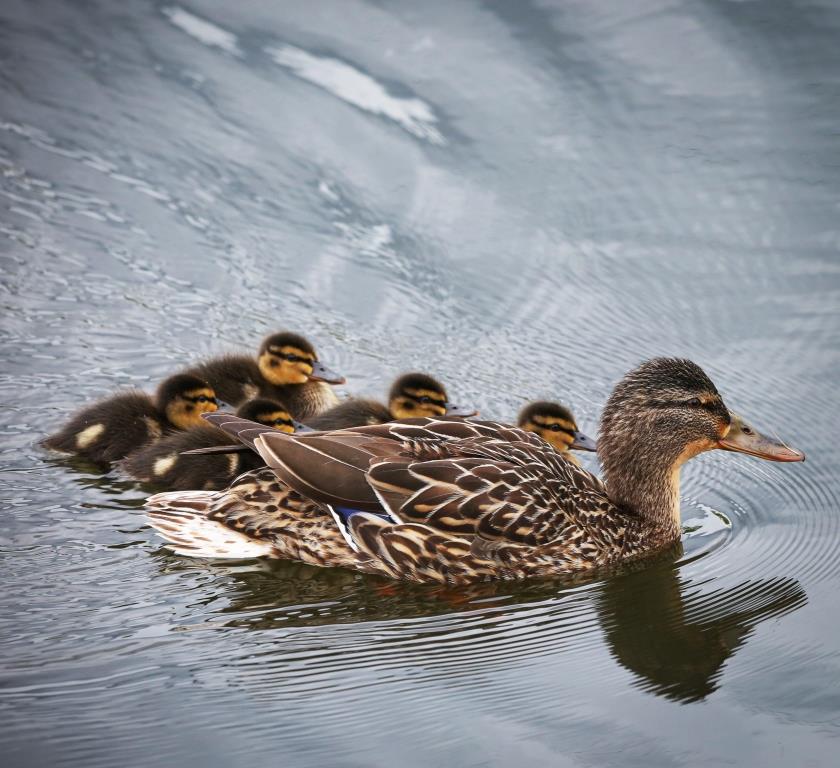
[
  {"x1": 403, "y1": 387, "x2": 446, "y2": 405},
  {"x1": 183, "y1": 392, "x2": 218, "y2": 404},
  {"x1": 539, "y1": 424, "x2": 576, "y2": 437},
  {"x1": 532, "y1": 417, "x2": 576, "y2": 435},
  {"x1": 268, "y1": 346, "x2": 315, "y2": 363}
]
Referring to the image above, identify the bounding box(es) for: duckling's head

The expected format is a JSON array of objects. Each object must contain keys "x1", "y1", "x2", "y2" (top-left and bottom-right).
[
  {"x1": 388, "y1": 373, "x2": 477, "y2": 420},
  {"x1": 236, "y1": 398, "x2": 301, "y2": 434},
  {"x1": 517, "y1": 401, "x2": 597, "y2": 455},
  {"x1": 158, "y1": 374, "x2": 219, "y2": 429},
  {"x1": 257, "y1": 332, "x2": 345, "y2": 387},
  {"x1": 599, "y1": 358, "x2": 803, "y2": 524}
]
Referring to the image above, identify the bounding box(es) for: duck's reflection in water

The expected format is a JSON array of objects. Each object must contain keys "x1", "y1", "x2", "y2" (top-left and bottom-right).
[
  {"x1": 596, "y1": 559, "x2": 806, "y2": 702},
  {"x1": 159, "y1": 551, "x2": 806, "y2": 703}
]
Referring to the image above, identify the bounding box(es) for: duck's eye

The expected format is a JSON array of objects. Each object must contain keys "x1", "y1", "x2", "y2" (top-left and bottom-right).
[
  {"x1": 273, "y1": 418, "x2": 290, "y2": 426},
  {"x1": 686, "y1": 397, "x2": 703, "y2": 407},
  {"x1": 549, "y1": 424, "x2": 562, "y2": 432},
  {"x1": 186, "y1": 394, "x2": 214, "y2": 404},
  {"x1": 742, "y1": 424, "x2": 753, "y2": 435},
  {"x1": 418, "y1": 396, "x2": 431, "y2": 404}
]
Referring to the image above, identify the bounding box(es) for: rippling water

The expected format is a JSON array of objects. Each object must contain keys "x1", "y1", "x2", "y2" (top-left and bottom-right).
[{"x1": 2, "y1": 1, "x2": 839, "y2": 766}]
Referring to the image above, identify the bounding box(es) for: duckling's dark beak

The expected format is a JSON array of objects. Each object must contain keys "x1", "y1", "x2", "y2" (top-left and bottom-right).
[
  {"x1": 717, "y1": 413, "x2": 805, "y2": 462},
  {"x1": 445, "y1": 403, "x2": 479, "y2": 417},
  {"x1": 309, "y1": 360, "x2": 345, "y2": 385},
  {"x1": 570, "y1": 430, "x2": 598, "y2": 452},
  {"x1": 293, "y1": 420, "x2": 316, "y2": 433}
]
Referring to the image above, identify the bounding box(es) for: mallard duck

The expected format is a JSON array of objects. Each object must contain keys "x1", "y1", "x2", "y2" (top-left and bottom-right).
[
  {"x1": 306, "y1": 372, "x2": 477, "y2": 430},
  {"x1": 184, "y1": 331, "x2": 345, "y2": 419},
  {"x1": 120, "y1": 398, "x2": 305, "y2": 491},
  {"x1": 146, "y1": 358, "x2": 804, "y2": 584},
  {"x1": 517, "y1": 401, "x2": 597, "y2": 463},
  {"x1": 42, "y1": 373, "x2": 219, "y2": 464}
]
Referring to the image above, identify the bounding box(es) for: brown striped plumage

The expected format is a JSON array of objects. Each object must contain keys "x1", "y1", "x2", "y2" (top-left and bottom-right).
[{"x1": 146, "y1": 359, "x2": 804, "y2": 584}]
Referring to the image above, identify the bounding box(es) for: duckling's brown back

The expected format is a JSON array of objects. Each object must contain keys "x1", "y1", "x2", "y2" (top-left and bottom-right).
[
  {"x1": 306, "y1": 398, "x2": 392, "y2": 430},
  {"x1": 121, "y1": 424, "x2": 264, "y2": 490},
  {"x1": 41, "y1": 390, "x2": 166, "y2": 464},
  {"x1": 183, "y1": 355, "x2": 263, "y2": 407}
]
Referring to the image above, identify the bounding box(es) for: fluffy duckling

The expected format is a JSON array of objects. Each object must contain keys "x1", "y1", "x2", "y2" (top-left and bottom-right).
[
  {"x1": 307, "y1": 372, "x2": 476, "y2": 430},
  {"x1": 41, "y1": 374, "x2": 219, "y2": 464},
  {"x1": 183, "y1": 331, "x2": 344, "y2": 420},
  {"x1": 120, "y1": 398, "x2": 303, "y2": 491},
  {"x1": 517, "y1": 401, "x2": 597, "y2": 464}
]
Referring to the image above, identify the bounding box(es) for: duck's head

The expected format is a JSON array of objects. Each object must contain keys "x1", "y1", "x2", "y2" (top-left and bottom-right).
[
  {"x1": 235, "y1": 398, "x2": 306, "y2": 434},
  {"x1": 257, "y1": 331, "x2": 345, "y2": 387},
  {"x1": 517, "y1": 401, "x2": 597, "y2": 455},
  {"x1": 157, "y1": 373, "x2": 219, "y2": 429},
  {"x1": 599, "y1": 358, "x2": 803, "y2": 527},
  {"x1": 388, "y1": 373, "x2": 477, "y2": 420}
]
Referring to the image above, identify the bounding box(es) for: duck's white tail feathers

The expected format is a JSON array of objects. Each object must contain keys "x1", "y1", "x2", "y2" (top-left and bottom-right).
[{"x1": 146, "y1": 490, "x2": 276, "y2": 559}]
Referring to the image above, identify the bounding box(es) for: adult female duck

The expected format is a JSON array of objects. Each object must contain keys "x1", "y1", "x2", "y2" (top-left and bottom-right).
[{"x1": 146, "y1": 359, "x2": 804, "y2": 584}]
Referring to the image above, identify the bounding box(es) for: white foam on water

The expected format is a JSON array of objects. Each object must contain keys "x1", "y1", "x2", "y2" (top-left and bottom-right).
[
  {"x1": 162, "y1": 6, "x2": 242, "y2": 57},
  {"x1": 267, "y1": 44, "x2": 445, "y2": 145}
]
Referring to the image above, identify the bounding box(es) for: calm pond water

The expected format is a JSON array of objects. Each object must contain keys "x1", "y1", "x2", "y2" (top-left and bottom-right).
[{"x1": 2, "y1": 1, "x2": 839, "y2": 766}]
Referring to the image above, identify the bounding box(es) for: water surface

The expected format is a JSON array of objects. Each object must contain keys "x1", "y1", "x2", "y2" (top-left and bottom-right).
[{"x1": 1, "y1": 1, "x2": 839, "y2": 766}]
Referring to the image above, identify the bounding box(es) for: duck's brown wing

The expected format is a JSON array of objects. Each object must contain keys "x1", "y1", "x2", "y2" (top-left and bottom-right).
[
  {"x1": 369, "y1": 437, "x2": 610, "y2": 538},
  {"x1": 253, "y1": 420, "x2": 610, "y2": 544},
  {"x1": 201, "y1": 412, "x2": 285, "y2": 452},
  {"x1": 252, "y1": 430, "x2": 404, "y2": 511},
  {"x1": 203, "y1": 416, "x2": 542, "y2": 513},
  {"x1": 351, "y1": 447, "x2": 619, "y2": 581},
  {"x1": 242, "y1": 417, "x2": 554, "y2": 512}
]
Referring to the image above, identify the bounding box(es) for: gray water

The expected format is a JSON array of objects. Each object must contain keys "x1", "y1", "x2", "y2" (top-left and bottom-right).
[{"x1": 2, "y1": 1, "x2": 839, "y2": 766}]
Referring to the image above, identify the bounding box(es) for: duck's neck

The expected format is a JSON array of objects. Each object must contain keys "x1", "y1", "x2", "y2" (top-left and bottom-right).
[{"x1": 601, "y1": 443, "x2": 686, "y2": 539}]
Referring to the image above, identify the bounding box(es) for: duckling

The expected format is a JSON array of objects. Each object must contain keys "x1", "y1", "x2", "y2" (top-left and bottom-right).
[
  {"x1": 183, "y1": 331, "x2": 344, "y2": 420},
  {"x1": 517, "y1": 401, "x2": 597, "y2": 464},
  {"x1": 307, "y1": 372, "x2": 476, "y2": 430},
  {"x1": 41, "y1": 374, "x2": 219, "y2": 464},
  {"x1": 120, "y1": 398, "x2": 302, "y2": 491},
  {"x1": 146, "y1": 358, "x2": 804, "y2": 584}
]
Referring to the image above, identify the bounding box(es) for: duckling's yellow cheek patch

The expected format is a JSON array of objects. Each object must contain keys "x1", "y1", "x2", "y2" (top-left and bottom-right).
[
  {"x1": 76, "y1": 423, "x2": 105, "y2": 449},
  {"x1": 546, "y1": 433, "x2": 573, "y2": 451},
  {"x1": 259, "y1": 411, "x2": 293, "y2": 432},
  {"x1": 153, "y1": 455, "x2": 177, "y2": 476}
]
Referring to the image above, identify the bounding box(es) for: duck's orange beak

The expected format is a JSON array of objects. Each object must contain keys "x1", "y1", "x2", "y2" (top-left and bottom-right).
[{"x1": 717, "y1": 412, "x2": 805, "y2": 462}]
